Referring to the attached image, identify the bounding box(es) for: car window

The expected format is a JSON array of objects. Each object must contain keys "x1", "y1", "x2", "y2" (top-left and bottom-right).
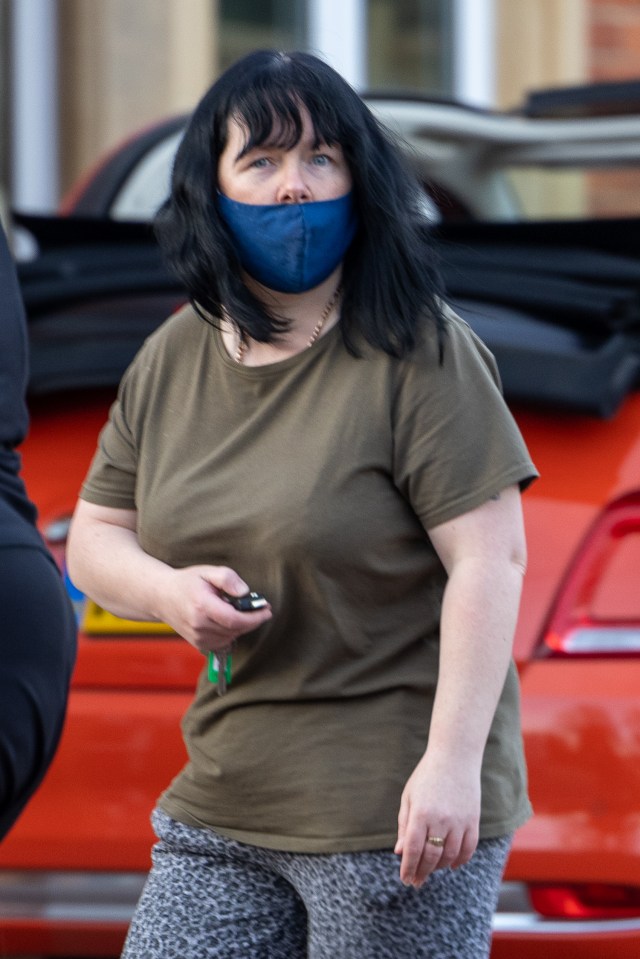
[{"x1": 110, "y1": 131, "x2": 184, "y2": 221}]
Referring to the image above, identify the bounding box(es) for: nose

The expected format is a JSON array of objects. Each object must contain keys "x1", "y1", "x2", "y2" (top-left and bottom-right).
[{"x1": 275, "y1": 156, "x2": 311, "y2": 204}]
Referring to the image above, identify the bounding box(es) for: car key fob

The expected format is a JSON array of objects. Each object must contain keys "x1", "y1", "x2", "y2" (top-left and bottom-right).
[{"x1": 224, "y1": 591, "x2": 268, "y2": 612}]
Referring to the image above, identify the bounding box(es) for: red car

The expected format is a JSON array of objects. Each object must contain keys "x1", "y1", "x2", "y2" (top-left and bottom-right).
[{"x1": 2, "y1": 83, "x2": 640, "y2": 957}]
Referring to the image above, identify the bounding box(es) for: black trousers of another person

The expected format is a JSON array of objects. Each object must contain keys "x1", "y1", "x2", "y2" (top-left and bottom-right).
[
  {"x1": 0, "y1": 541, "x2": 76, "y2": 840},
  {"x1": 0, "y1": 219, "x2": 77, "y2": 840}
]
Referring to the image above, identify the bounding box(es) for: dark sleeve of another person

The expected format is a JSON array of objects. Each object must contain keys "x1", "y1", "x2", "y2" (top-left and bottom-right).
[{"x1": 0, "y1": 221, "x2": 77, "y2": 841}]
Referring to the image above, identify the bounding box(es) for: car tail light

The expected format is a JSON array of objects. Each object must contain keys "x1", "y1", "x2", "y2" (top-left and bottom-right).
[
  {"x1": 541, "y1": 493, "x2": 640, "y2": 655},
  {"x1": 529, "y1": 882, "x2": 640, "y2": 919}
]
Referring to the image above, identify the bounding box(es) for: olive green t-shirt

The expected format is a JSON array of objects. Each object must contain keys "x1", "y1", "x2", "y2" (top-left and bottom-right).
[{"x1": 81, "y1": 303, "x2": 537, "y2": 853}]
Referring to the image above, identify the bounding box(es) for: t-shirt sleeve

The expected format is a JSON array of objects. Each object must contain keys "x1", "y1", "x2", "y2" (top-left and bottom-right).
[
  {"x1": 80, "y1": 356, "x2": 144, "y2": 510},
  {"x1": 392, "y1": 309, "x2": 538, "y2": 530}
]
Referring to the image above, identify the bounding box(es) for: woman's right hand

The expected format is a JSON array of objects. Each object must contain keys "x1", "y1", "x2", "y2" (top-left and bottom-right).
[
  {"x1": 154, "y1": 565, "x2": 272, "y2": 653},
  {"x1": 67, "y1": 501, "x2": 272, "y2": 653}
]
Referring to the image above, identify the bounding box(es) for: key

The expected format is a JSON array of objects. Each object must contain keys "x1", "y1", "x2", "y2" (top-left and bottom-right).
[
  {"x1": 216, "y1": 647, "x2": 231, "y2": 695},
  {"x1": 207, "y1": 590, "x2": 268, "y2": 689},
  {"x1": 207, "y1": 646, "x2": 234, "y2": 689}
]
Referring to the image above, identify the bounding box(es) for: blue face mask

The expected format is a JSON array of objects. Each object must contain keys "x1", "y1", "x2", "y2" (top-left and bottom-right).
[{"x1": 217, "y1": 192, "x2": 357, "y2": 294}]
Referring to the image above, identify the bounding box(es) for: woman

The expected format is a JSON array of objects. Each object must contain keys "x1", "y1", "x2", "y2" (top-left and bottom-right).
[
  {"x1": 0, "y1": 222, "x2": 76, "y2": 840},
  {"x1": 68, "y1": 50, "x2": 537, "y2": 959}
]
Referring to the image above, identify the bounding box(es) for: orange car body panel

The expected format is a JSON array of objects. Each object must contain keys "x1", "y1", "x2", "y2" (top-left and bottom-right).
[{"x1": 1, "y1": 386, "x2": 640, "y2": 956}]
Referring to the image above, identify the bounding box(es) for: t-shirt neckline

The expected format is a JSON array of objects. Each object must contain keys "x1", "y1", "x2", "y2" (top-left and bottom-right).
[{"x1": 212, "y1": 318, "x2": 342, "y2": 375}]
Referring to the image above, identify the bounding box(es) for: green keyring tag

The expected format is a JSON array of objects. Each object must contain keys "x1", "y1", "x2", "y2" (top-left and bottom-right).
[{"x1": 208, "y1": 651, "x2": 233, "y2": 684}]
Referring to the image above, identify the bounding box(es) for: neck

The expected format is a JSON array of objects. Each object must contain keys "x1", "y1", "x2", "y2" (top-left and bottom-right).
[{"x1": 224, "y1": 269, "x2": 343, "y2": 366}]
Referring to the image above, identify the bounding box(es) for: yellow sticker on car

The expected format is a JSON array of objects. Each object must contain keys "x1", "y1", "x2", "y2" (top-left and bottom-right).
[{"x1": 81, "y1": 599, "x2": 176, "y2": 636}]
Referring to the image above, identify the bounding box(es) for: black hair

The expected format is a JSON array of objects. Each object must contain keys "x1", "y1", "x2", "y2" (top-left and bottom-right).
[{"x1": 155, "y1": 49, "x2": 445, "y2": 357}]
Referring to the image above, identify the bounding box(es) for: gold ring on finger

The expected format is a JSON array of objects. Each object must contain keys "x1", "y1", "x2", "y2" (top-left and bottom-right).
[{"x1": 427, "y1": 836, "x2": 445, "y2": 847}]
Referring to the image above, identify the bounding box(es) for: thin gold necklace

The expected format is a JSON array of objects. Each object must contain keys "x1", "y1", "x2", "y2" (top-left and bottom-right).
[{"x1": 234, "y1": 285, "x2": 341, "y2": 364}]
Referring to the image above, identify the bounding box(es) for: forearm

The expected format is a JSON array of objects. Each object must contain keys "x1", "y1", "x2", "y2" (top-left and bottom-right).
[
  {"x1": 396, "y1": 486, "x2": 528, "y2": 885},
  {"x1": 395, "y1": 553, "x2": 525, "y2": 885},
  {"x1": 66, "y1": 500, "x2": 273, "y2": 650},
  {"x1": 427, "y1": 555, "x2": 525, "y2": 768},
  {"x1": 67, "y1": 509, "x2": 172, "y2": 622}
]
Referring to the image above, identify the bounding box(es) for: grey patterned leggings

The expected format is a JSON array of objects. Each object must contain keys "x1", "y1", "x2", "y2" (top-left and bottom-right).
[{"x1": 121, "y1": 809, "x2": 511, "y2": 959}]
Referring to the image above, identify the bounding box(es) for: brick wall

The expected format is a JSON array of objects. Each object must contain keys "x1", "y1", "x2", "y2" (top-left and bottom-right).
[
  {"x1": 590, "y1": 0, "x2": 640, "y2": 81},
  {"x1": 588, "y1": 0, "x2": 640, "y2": 215}
]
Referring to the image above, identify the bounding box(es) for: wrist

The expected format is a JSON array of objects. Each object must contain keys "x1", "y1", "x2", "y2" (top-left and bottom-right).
[
  {"x1": 146, "y1": 563, "x2": 176, "y2": 624},
  {"x1": 420, "y1": 737, "x2": 484, "y2": 777}
]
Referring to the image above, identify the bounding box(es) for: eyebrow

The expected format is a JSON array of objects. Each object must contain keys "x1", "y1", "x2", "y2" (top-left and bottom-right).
[{"x1": 233, "y1": 130, "x2": 329, "y2": 164}]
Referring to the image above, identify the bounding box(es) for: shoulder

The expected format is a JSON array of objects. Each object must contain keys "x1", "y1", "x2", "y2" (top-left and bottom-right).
[
  {"x1": 441, "y1": 299, "x2": 497, "y2": 354},
  {"x1": 393, "y1": 302, "x2": 503, "y2": 399},
  {"x1": 123, "y1": 303, "x2": 209, "y2": 379},
  {"x1": 143, "y1": 302, "x2": 207, "y2": 355},
  {"x1": 113, "y1": 303, "x2": 215, "y2": 419}
]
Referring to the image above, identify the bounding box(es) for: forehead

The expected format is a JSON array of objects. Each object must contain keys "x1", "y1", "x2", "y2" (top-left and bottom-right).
[{"x1": 222, "y1": 101, "x2": 329, "y2": 159}]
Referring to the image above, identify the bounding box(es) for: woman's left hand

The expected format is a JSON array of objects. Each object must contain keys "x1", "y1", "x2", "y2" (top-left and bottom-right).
[{"x1": 395, "y1": 750, "x2": 481, "y2": 887}]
